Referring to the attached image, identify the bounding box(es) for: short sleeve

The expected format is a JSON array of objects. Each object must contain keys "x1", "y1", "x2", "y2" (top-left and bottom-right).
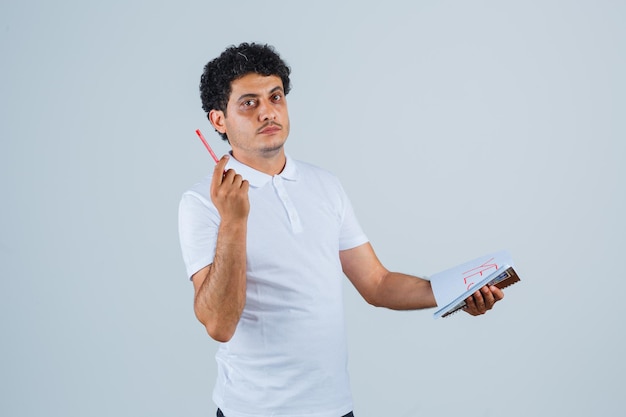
[
  {"x1": 178, "y1": 191, "x2": 221, "y2": 279},
  {"x1": 338, "y1": 189, "x2": 369, "y2": 251}
]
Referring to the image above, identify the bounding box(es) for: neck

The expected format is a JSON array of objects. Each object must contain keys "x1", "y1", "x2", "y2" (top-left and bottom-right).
[{"x1": 232, "y1": 148, "x2": 286, "y2": 176}]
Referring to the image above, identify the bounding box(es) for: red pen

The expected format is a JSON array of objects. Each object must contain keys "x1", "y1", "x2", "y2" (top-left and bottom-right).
[{"x1": 195, "y1": 129, "x2": 220, "y2": 164}]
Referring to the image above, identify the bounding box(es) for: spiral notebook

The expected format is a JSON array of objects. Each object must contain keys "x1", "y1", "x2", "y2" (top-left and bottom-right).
[{"x1": 430, "y1": 250, "x2": 521, "y2": 318}]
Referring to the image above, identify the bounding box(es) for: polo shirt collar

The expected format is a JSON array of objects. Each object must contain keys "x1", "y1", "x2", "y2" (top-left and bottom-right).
[{"x1": 226, "y1": 152, "x2": 299, "y2": 188}]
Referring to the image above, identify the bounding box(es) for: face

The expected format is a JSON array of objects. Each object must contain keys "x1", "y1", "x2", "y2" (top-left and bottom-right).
[{"x1": 210, "y1": 73, "x2": 290, "y2": 165}]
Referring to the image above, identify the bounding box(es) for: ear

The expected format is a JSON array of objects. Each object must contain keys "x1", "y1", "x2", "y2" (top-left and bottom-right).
[{"x1": 208, "y1": 109, "x2": 227, "y2": 134}]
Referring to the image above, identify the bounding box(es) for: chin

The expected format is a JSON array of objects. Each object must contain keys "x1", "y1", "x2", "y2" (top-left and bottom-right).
[
  {"x1": 261, "y1": 136, "x2": 287, "y2": 153},
  {"x1": 260, "y1": 144, "x2": 285, "y2": 155}
]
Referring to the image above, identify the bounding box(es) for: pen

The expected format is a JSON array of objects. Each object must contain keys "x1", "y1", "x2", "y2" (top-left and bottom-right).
[{"x1": 195, "y1": 129, "x2": 220, "y2": 164}]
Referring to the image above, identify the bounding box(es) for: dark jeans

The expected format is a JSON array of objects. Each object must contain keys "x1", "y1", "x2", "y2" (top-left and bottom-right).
[{"x1": 217, "y1": 409, "x2": 354, "y2": 417}]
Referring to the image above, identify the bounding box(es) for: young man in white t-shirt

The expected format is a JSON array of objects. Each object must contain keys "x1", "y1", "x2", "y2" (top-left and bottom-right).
[{"x1": 179, "y1": 42, "x2": 504, "y2": 417}]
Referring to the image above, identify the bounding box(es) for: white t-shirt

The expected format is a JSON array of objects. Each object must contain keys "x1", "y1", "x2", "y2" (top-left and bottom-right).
[{"x1": 179, "y1": 155, "x2": 368, "y2": 417}]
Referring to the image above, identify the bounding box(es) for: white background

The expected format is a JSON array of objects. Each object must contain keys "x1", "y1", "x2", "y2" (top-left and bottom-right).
[{"x1": 1, "y1": 1, "x2": 624, "y2": 416}]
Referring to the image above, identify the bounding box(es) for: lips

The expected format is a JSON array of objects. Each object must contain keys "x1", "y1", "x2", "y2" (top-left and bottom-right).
[{"x1": 258, "y1": 123, "x2": 282, "y2": 134}]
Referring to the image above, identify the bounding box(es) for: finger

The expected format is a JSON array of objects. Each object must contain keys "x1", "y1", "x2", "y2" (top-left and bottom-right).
[
  {"x1": 490, "y1": 285, "x2": 505, "y2": 302},
  {"x1": 221, "y1": 171, "x2": 248, "y2": 192},
  {"x1": 464, "y1": 292, "x2": 479, "y2": 315},
  {"x1": 480, "y1": 285, "x2": 496, "y2": 309},
  {"x1": 474, "y1": 290, "x2": 487, "y2": 310},
  {"x1": 210, "y1": 157, "x2": 231, "y2": 202},
  {"x1": 221, "y1": 168, "x2": 237, "y2": 184},
  {"x1": 471, "y1": 289, "x2": 486, "y2": 312},
  {"x1": 211, "y1": 156, "x2": 230, "y2": 187},
  {"x1": 230, "y1": 172, "x2": 244, "y2": 187}
]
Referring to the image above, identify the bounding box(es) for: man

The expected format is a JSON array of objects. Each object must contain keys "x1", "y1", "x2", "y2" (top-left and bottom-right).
[{"x1": 178, "y1": 42, "x2": 504, "y2": 417}]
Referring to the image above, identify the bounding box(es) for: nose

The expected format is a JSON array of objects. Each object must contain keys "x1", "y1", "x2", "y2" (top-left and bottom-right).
[{"x1": 258, "y1": 99, "x2": 277, "y2": 122}]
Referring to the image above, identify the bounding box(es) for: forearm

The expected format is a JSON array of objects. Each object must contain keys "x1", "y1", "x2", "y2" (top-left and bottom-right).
[
  {"x1": 341, "y1": 243, "x2": 437, "y2": 311},
  {"x1": 371, "y1": 272, "x2": 437, "y2": 311},
  {"x1": 194, "y1": 219, "x2": 247, "y2": 342}
]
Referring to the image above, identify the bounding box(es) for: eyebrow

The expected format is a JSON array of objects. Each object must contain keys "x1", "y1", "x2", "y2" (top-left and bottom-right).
[{"x1": 236, "y1": 86, "x2": 284, "y2": 102}]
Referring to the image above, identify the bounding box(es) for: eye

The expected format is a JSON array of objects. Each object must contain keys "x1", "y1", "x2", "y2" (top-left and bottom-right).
[
  {"x1": 271, "y1": 93, "x2": 283, "y2": 102},
  {"x1": 242, "y1": 99, "x2": 256, "y2": 108}
]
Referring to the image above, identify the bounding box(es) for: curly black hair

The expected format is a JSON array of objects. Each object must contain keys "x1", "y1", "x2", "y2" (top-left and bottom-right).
[{"x1": 200, "y1": 42, "x2": 292, "y2": 141}]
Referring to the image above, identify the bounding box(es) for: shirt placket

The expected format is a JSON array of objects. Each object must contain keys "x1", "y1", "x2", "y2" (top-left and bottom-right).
[{"x1": 272, "y1": 176, "x2": 303, "y2": 234}]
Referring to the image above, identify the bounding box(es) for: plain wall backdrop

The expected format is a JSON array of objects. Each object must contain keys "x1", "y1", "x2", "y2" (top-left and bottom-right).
[{"x1": 1, "y1": 1, "x2": 624, "y2": 416}]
